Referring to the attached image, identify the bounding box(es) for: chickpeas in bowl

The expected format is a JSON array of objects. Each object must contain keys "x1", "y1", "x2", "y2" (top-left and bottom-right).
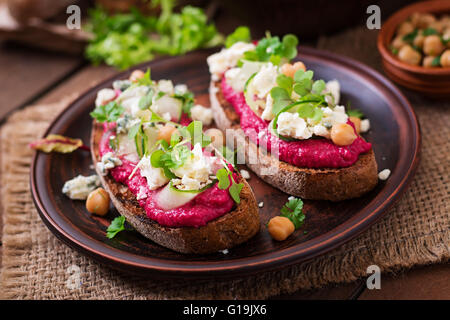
[{"x1": 390, "y1": 12, "x2": 450, "y2": 68}]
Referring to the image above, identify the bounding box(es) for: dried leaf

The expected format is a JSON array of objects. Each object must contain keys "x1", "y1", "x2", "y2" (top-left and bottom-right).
[{"x1": 29, "y1": 134, "x2": 84, "y2": 153}]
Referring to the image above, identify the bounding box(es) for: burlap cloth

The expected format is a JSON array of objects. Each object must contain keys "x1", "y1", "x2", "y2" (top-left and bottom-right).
[{"x1": 0, "y1": 27, "x2": 448, "y2": 299}]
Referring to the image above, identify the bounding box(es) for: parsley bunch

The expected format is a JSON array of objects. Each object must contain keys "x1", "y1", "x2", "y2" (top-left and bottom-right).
[{"x1": 240, "y1": 32, "x2": 298, "y2": 66}]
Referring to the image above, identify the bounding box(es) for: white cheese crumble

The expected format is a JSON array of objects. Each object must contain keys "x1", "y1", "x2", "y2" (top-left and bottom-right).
[
  {"x1": 261, "y1": 94, "x2": 275, "y2": 121},
  {"x1": 277, "y1": 112, "x2": 312, "y2": 140},
  {"x1": 138, "y1": 156, "x2": 169, "y2": 190},
  {"x1": 157, "y1": 79, "x2": 174, "y2": 94},
  {"x1": 207, "y1": 41, "x2": 256, "y2": 80},
  {"x1": 190, "y1": 105, "x2": 213, "y2": 126},
  {"x1": 171, "y1": 143, "x2": 214, "y2": 191},
  {"x1": 251, "y1": 62, "x2": 278, "y2": 99},
  {"x1": 96, "y1": 152, "x2": 122, "y2": 176},
  {"x1": 62, "y1": 175, "x2": 101, "y2": 200},
  {"x1": 95, "y1": 88, "x2": 116, "y2": 107},
  {"x1": 360, "y1": 119, "x2": 371, "y2": 133},
  {"x1": 378, "y1": 169, "x2": 391, "y2": 181},
  {"x1": 324, "y1": 80, "x2": 340, "y2": 105},
  {"x1": 258, "y1": 201, "x2": 264, "y2": 208},
  {"x1": 220, "y1": 249, "x2": 229, "y2": 254},
  {"x1": 225, "y1": 61, "x2": 262, "y2": 92},
  {"x1": 174, "y1": 84, "x2": 188, "y2": 95},
  {"x1": 240, "y1": 169, "x2": 250, "y2": 179}
]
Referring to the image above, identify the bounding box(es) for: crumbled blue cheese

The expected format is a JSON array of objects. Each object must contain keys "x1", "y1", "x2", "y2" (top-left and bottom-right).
[
  {"x1": 96, "y1": 152, "x2": 122, "y2": 176},
  {"x1": 62, "y1": 175, "x2": 101, "y2": 200},
  {"x1": 207, "y1": 41, "x2": 256, "y2": 81},
  {"x1": 378, "y1": 169, "x2": 391, "y2": 180},
  {"x1": 95, "y1": 88, "x2": 116, "y2": 107},
  {"x1": 190, "y1": 105, "x2": 213, "y2": 125},
  {"x1": 112, "y1": 80, "x2": 131, "y2": 91}
]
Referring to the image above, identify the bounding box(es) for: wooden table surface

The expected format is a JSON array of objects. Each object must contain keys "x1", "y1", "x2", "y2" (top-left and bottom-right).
[{"x1": 0, "y1": 40, "x2": 448, "y2": 300}]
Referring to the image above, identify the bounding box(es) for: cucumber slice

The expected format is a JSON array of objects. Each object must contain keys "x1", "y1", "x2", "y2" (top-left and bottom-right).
[
  {"x1": 155, "y1": 181, "x2": 202, "y2": 210},
  {"x1": 152, "y1": 96, "x2": 182, "y2": 122}
]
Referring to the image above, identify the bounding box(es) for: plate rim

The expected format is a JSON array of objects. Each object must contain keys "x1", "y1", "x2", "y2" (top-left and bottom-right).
[{"x1": 30, "y1": 47, "x2": 421, "y2": 278}]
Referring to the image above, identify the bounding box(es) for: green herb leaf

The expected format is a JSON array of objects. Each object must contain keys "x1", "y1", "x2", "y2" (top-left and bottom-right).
[
  {"x1": 402, "y1": 29, "x2": 418, "y2": 43},
  {"x1": 241, "y1": 33, "x2": 298, "y2": 65},
  {"x1": 312, "y1": 79, "x2": 326, "y2": 94},
  {"x1": 280, "y1": 197, "x2": 305, "y2": 229},
  {"x1": 276, "y1": 74, "x2": 293, "y2": 95},
  {"x1": 106, "y1": 216, "x2": 126, "y2": 239},
  {"x1": 431, "y1": 56, "x2": 441, "y2": 67},
  {"x1": 229, "y1": 182, "x2": 244, "y2": 204},
  {"x1": 138, "y1": 89, "x2": 154, "y2": 110},
  {"x1": 90, "y1": 101, "x2": 124, "y2": 123},
  {"x1": 216, "y1": 168, "x2": 231, "y2": 189},
  {"x1": 137, "y1": 69, "x2": 152, "y2": 86},
  {"x1": 346, "y1": 108, "x2": 364, "y2": 119},
  {"x1": 225, "y1": 26, "x2": 251, "y2": 48},
  {"x1": 127, "y1": 121, "x2": 141, "y2": 140},
  {"x1": 270, "y1": 87, "x2": 292, "y2": 115},
  {"x1": 150, "y1": 149, "x2": 165, "y2": 167},
  {"x1": 422, "y1": 28, "x2": 438, "y2": 36}
]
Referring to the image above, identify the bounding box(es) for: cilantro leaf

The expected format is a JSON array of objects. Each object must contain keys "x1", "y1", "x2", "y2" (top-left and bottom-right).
[
  {"x1": 431, "y1": 56, "x2": 441, "y2": 67},
  {"x1": 422, "y1": 28, "x2": 438, "y2": 36},
  {"x1": 90, "y1": 101, "x2": 124, "y2": 123},
  {"x1": 402, "y1": 29, "x2": 418, "y2": 43},
  {"x1": 280, "y1": 197, "x2": 305, "y2": 229},
  {"x1": 106, "y1": 216, "x2": 126, "y2": 239},
  {"x1": 242, "y1": 33, "x2": 298, "y2": 65},
  {"x1": 225, "y1": 26, "x2": 251, "y2": 48}
]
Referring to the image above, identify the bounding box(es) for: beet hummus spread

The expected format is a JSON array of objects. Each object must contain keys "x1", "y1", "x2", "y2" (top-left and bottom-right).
[
  {"x1": 221, "y1": 78, "x2": 372, "y2": 168},
  {"x1": 99, "y1": 128, "x2": 235, "y2": 227}
]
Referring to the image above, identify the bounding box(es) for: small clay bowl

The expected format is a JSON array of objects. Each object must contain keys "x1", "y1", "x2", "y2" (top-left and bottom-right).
[{"x1": 378, "y1": 0, "x2": 450, "y2": 98}]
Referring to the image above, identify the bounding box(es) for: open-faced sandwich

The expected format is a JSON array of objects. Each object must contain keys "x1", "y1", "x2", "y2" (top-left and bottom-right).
[
  {"x1": 89, "y1": 69, "x2": 259, "y2": 254},
  {"x1": 208, "y1": 29, "x2": 378, "y2": 201}
]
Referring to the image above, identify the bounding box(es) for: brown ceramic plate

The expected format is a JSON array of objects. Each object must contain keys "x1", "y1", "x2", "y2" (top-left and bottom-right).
[
  {"x1": 377, "y1": 0, "x2": 450, "y2": 97},
  {"x1": 31, "y1": 48, "x2": 420, "y2": 279}
]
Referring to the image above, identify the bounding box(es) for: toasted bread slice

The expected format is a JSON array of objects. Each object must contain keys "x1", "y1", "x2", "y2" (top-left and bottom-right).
[
  {"x1": 210, "y1": 81, "x2": 378, "y2": 201},
  {"x1": 91, "y1": 121, "x2": 260, "y2": 254}
]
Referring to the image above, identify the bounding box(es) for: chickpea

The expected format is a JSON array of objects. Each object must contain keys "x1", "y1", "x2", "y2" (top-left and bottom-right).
[
  {"x1": 129, "y1": 70, "x2": 145, "y2": 82},
  {"x1": 413, "y1": 33, "x2": 425, "y2": 49},
  {"x1": 423, "y1": 35, "x2": 445, "y2": 56},
  {"x1": 349, "y1": 116, "x2": 361, "y2": 134},
  {"x1": 398, "y1": 45, "x2": 422, "y2": 65},
  {"x1": 423, "y1": 55, "x2": 438, "y2": 68},
  {"x1": 416, "y1": 13, "x2": 436, "y2": 29},
  {"x1": 268, "y1": 216, "x2": 295, "y2": 241},
  {"x1": 281, "y1": 61, "x2": 306, "y2": 78},
  {"x1": 204, "y1": 128, "x2": 224, "y2": 149},
  {"x1": 429, "y1": 21, "x2": 443, "y2": 33},
  {"x1": 440, "y1": 50, "x2": 450, "y2": 68},
  {"x1": 391, "y1": 35, "x2": 406, "y2": 50},
  {"x1": 331, "y1": 123, "x2": 357, "y2": 146},
  {"x1": 397, "y1": 21, "x2": 414, "y2": 35},
  {"x1": 86, "y1": 188, "x2": 110, "y2": 216},
  {"x1": 157, "y1": 124, "x2": 178, "y2": 144}
]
